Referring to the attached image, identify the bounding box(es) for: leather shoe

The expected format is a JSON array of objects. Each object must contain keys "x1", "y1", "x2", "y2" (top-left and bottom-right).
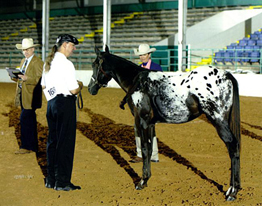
[
  {"x1": 45, "y1": 178, "x2": 55, "y2": 189},
  {"x1": 54, "y1": 183, "x2": 81, "y2": 191},
  {"x1": 45, "y1": 182, "x2": 55, "y2": 189},
  {"x1": 129, "y1": 156, "x2": 142, "y2": 163},
  {"x1": 15, "y1": 148, "x2": 33, "y2": 154}
]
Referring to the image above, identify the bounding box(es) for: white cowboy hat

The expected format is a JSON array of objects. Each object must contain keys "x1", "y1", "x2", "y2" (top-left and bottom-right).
[
  {"x1": 16, "y1": 38, "x2": 40, "y2": 50},
  {"x1": 133, "y1": 44, "x2": 156, "y2": 55}
]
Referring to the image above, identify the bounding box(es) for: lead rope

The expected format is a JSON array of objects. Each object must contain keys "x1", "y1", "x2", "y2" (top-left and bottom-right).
[
  {"x1": 76, "y1": 91, "x2": 83, "y2": 121},
  {"x1": 77, "y1": 91, "x2": 83, "y2": 109}
]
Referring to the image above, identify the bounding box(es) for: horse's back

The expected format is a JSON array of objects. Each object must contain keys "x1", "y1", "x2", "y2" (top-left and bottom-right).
[{"x1": 144, "y1": 66, "x2": 235, "y2": 123}]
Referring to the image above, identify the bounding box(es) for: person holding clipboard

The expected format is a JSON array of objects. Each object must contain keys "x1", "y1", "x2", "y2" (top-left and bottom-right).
[
  {"x1": 11, "y1": 38, "x2": 43, "y2": 154},
  {"x1": 41, "y1": 34, "x2": 83, "y2": 191}
]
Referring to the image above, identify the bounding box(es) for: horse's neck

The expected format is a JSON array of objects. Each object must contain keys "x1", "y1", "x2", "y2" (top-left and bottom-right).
[
  {"x1": 114, "y1": 67, "x2": 137, "y2": 93},
  {"x1": 109, "y1": 57, "x2": 141, "y2": 93}
]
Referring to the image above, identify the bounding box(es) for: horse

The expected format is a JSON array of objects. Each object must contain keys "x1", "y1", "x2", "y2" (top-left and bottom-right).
[{"x1": 88, "y1": 45, "x2": 241, "y2": 201}]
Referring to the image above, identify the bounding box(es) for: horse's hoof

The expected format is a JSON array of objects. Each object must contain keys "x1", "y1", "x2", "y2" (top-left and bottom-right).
[
  {"x1": 225, "y1": 186, "x2": 238, "y2": 201},
  {"x1": 135, "y1": 185, "x2": 143, "y2": 190},
  {"x1": 226, "y1": 195, "x2": 236, "y2": 201},
  {"x1": 135, "y1": 180, "x2": 147, "y2": 190}
]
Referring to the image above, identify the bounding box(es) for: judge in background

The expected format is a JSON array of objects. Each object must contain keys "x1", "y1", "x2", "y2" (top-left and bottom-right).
[{"x1": 12, "y1": 38, "x2": 43, "y2": 154}]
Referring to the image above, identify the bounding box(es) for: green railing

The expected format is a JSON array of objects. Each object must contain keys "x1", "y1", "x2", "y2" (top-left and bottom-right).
[{"x1": 1, "y1": 48, "x2": 261, "y2": 73}]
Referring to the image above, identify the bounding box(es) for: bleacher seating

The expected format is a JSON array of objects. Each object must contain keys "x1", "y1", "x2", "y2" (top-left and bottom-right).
[
  {"x1": 214, "y1": 29, "x2": 262, "y2": 66},
  {"x1": 0, "y1": 7, "x2": 225, "y2": 69},
  {"x1": 0, "y1": 6, "x2": 258, "y2": 70}
]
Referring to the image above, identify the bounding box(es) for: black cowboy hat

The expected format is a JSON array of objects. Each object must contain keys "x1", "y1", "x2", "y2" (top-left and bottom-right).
[{"x1": 56, "y1": 34, "x2": 79, "y2": 45}]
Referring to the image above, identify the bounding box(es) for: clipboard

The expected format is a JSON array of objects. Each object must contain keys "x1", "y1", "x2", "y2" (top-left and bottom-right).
[{"x1": 6, "y1": 68, "x2": 23, "y2": 78}]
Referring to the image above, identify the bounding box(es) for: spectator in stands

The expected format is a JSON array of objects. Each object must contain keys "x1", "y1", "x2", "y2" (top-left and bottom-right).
[
  {"x1": 41, "y1": 34, "x2": 83, "y2": 191},
  {"x1": 129, "y1": 44, "x2": 162, "y2": 163},
  {"x1": 12, "y1": 38, "x2": 43, "y2": 154}
]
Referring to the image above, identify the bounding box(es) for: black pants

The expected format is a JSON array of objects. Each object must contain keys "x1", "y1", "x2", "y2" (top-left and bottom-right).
[
  {"x1": 46, "y1": 95, "x2": 77, "y2": 187},
  {"x1": 20, "y1": 108, "x2": 38, "y2": 152}
]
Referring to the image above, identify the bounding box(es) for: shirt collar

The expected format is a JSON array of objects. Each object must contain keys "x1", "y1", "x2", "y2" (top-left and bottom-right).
[
  {"x1": 56, "y1": 52, "x2": 67, "y2": 59},
  {"x1": 26, "y1": 54, "x2": 34, "y2": 62}
]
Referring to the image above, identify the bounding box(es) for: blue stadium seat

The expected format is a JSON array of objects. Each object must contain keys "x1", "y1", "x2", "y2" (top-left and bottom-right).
[
  {"x1": 235, "y1": 45, "x2": 244, "y2": 50},
  {"x1": 230, "y1": 43, "x2": 238, "y2": 47},
  {"x1": 247, "y1": 39, "x2": 256, "y2": 46},
  {"x1": 224, "y1": 51, "x2": 234, "y2": 64},
  {"x1": 250, "y1": 51, "x2": 260, "y2": 63},
  {"x1": 244, "y1": 45, "x2": 254, "y2": 51},
  {"x1": 253, "y1": 45, "x2": 260, "y2": 50},
  {"x1": 257, "y1": 40, "x2": 262, "y2": 47},
  {"x1": 214, "y1": 50, "x2": 225, "y2": 64},
  {"x1": 242, "y1": 51, "x2": 250, "y2": 62},
  {"x1": 250, "y1": 34, "x2": 258, "y2": 40},
  {"x1": 242, "y1": 37, "x2": 250, "y2": 41},
  {"x1": 254, "y1": 31, "x2": 262, "y2": 35},
  {"x1": 227, "y1": 45, "x2": 235, "y2": 50},
  {"x1": 233, "y1": 50, "x2": 243, "y2": 65},
  {"x1": 239, "y1": 39, "x2": 247, "y2": 47},
  {"x1": 243, "y1": 46, "x2": 253, "y2": 62}
]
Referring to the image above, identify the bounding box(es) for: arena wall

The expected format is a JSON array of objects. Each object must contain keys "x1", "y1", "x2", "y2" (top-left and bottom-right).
[{"x1": 1, "y1": 69, "x2": 261, "y2": 97}]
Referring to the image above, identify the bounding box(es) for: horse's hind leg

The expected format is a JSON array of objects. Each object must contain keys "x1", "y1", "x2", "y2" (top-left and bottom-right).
[{"x1": 213, "y1": 120, "x2": 241, "y2": 201}]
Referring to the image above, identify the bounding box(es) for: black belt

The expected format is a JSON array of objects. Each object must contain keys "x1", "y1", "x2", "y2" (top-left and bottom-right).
[
  {"x1": 57, "y1": 94, "x2": 76, "y2": 99},
  {"x1": 57, "y1": 93, "x2": 83, "y2": 109}
]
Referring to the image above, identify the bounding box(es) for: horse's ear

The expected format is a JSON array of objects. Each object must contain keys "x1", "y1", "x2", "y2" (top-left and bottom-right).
[
  {"x1": 105, "y1": 45, "x2": 110, "y2": 53},
  {"x1": 94, "y1": 46, "x2": 100, "y2": 55}
]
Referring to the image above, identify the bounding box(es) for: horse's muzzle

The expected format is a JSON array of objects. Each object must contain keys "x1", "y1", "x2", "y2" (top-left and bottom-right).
[{"x1": 88, "y1": 79, "x2": 101, "y2": 95}]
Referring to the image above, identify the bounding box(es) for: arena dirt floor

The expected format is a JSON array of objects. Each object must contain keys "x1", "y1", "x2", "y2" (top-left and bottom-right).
[{"x1": 0, "y1": 82, "x2": 262, "y2": 206}]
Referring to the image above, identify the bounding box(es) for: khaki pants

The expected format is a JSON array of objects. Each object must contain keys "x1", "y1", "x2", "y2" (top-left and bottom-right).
[{"x1": 135, "y1": 136, "x2": 159, "y2": 161}]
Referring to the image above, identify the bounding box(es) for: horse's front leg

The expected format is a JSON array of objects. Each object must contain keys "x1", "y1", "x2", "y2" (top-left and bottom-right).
[{"x1": 135, "y1": 125, "x2": 153, "y2": 190}]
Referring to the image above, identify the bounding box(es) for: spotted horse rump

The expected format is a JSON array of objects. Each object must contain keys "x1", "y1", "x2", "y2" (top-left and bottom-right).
[
  {"x1": 131, "y1": 66, "x2": 233, "y2": 124},
  {"x1": 88, "y1": 45, "x2": 241, "y2": 201}
]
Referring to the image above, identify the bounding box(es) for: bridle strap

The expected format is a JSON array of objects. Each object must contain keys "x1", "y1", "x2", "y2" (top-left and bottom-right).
[
  {"x1": 98, "y1": 59, "x2": 109, "y2": 78},
  {"x1": 92, "y1": 59, "x2": 111, "y2": 87}
]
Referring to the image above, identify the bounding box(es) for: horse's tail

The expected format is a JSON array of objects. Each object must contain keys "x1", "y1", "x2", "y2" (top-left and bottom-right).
[{"x1": 226, "y1": 72, "x2": 241, "y2": 150}]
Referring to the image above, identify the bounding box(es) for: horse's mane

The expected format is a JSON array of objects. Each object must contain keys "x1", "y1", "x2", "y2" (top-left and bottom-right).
[{"x1": 105, "y1": 52, "x2": 148, "y2": 72}]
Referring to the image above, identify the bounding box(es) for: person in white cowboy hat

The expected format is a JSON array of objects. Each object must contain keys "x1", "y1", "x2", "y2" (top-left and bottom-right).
[
  {"x1": 11, "y1": 38, "x2": 43, "y2": 154},
  {"x1": 133, "y1": 43, "x2": 162, "y2": 71},
  {"x1": 129, "y1": 44, "x2": 163, "y2": 163}
]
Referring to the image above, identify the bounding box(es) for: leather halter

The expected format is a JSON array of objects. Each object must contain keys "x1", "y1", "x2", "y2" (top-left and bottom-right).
[{"x1": 91, "y1": 59, "x2": 110, "y2": 87}]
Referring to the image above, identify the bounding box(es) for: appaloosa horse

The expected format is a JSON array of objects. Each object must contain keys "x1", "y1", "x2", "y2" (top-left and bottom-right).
[{"x1": 88, "y1": 46, "x2": 241, "y2": 201}]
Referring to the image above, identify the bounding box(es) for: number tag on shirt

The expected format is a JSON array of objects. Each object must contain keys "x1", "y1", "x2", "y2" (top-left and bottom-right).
[{"x1": 43, "y1": 86, "x2": 57, "y2": 101}]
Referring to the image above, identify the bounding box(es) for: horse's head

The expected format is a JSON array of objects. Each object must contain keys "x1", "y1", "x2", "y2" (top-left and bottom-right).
[{"x1": 88, "y1": 45, "x2": 112, "y2": 95}]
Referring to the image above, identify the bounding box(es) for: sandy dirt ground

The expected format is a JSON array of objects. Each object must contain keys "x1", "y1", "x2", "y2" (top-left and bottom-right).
[{"x1": 0, "y1": 82, "x2": 262, "y2": 206}]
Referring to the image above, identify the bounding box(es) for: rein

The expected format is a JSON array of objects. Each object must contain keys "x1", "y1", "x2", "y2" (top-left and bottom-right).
[{"x1": 76, "y1": 91, "x2": 83, "y2": 122}]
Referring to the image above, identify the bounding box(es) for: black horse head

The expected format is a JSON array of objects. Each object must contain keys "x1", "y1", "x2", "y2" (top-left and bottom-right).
[{"x1": 88, "y1": 45, "x2": 112, "y2": 95}]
